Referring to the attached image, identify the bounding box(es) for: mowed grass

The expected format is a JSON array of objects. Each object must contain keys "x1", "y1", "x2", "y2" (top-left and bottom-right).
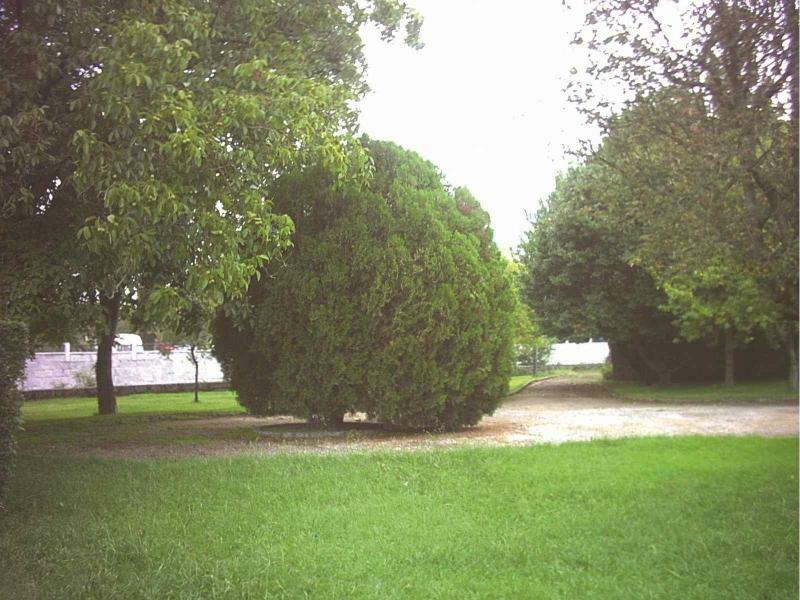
[
  {"x1": 508, "y1": 374, "x2": 534, "y2": 394},
  {"x1": 1, "y1": 437, "x2": 796, "y2": 599},
  {"x1": 22, "y1": 390, "x2": 244, "y2": 422},
  {"x1": 608, "y1": 379, "x2": 797, "y2": 404},
  {"x1": 18, "y1": 391, "x2": 251, "y2": 451}
]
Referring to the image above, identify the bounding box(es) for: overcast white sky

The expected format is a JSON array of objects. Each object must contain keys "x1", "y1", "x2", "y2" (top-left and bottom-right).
[{"x1": 356, "y1": 0, "x2": 598, "y2": 253}]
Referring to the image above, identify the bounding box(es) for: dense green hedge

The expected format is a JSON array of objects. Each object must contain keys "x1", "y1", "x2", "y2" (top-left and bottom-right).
[
  {"x1": 214, "y1": 140, "x2": 515, "y2": 430},
  {"x1": 0, "y1": 321, "x2": 27, "y2": 506}
]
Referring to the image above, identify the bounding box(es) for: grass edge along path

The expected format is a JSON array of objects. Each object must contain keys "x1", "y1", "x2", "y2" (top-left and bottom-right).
[
  {"x1": 507, "y1": 369, "x2": 591, "y2": 395},
  {"x1": 607, "y1": 378, "x2": 797, "y2": 404},
  {"x1": 1, "y1": 436, "x2": 796, "y2": 599}
]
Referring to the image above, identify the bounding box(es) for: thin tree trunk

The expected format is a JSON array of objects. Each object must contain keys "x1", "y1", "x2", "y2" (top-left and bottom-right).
[
  {"x1": 96, "y1": 292, "x2": 121, "y2": 415},
  {"x1": 633, "y1": 340, "x2": 679, "y2": 385},
  {"x1": 787, "y1": 0, "x2": 798, "y2": 179},
  {"x1": 325, "y1": 411, "x2": 345, "y2": 430},
  {"x1": 785, "y1": 1, "x2": 799, "y2": 395},
  {"x1": 785, "y1": 330, "x2": 799, "y2": 393},
  {"x1": 723, "y1": 328, "x2": 735, "y2": 387},
  {"x1": 785, "y1": 0, "x2": 798, "y2": 396},
  {"x1": 312, "y1": 409, "x2": 345, "y2": 430},
  {"x1": 191, "y1": 344, "x2": 200, "y2": 403}
]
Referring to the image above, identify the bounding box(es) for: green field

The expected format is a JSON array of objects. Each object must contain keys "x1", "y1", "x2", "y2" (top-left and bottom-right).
[
  {"x1": 18, "y1": 380, "x2": 554, "y2": 451},
  {"x1": 1, "y1": 437, "x2": 796, "y2": 599},
  {"x1": 22, "y1": 390, "x2": 244, "y2": 422},
  {"x1": 608, "y1": 379, "x2": 797, "y2": 404},
  {"x1": 8, "y1": 378, "x2": 797, "y2": 598}
]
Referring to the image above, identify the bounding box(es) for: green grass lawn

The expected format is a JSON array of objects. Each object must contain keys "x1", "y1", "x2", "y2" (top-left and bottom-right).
[
  {"x1": 18, "y1": 391, "x2": 251, "y2": 451},
  {"x1": 21, "y1": 379, "x2": 572, "y2": 451},
  {"x1": 608, "y1": 379, "x2": 797, "y2": 404},
  {"x1": 1, "y1": 437, "x2": 796, "y2": 599},
  {"x1": 508, "y1": 374, "x2": 542, "y2": 394},
  {"x1": 22, "y1": 390, "x2": 244, "y2": 422}
]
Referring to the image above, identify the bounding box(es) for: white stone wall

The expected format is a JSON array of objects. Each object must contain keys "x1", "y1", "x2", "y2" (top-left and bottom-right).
[
  {"x1": 21, "y1": 348, "x2": 225, "y2": 391},
  {"x1": 548, "y1": 341, "x2": 609, "y2": 366}
]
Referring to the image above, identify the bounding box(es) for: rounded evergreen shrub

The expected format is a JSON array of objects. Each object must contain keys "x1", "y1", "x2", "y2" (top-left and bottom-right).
[
  {"x1": 0, "y1": 321, "x2": 27, "y2": 507},
  {"x1": 214, "y1": 140, "x2": 515, "y2": 430}
]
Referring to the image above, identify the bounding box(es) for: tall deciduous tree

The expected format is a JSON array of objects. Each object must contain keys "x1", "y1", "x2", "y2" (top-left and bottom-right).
[
  {"x1": 592, "y1": 95, "x2": 795, "y2": 384},
  {"x1": 0, "y1": 0, "x2": 422, "y2": 413},
  {"x1": 569, "y1": 0, "x2": 798, "y2": 387},
  {"x1": 518, "y1": 164, "x2": 689, "y2": 384}
]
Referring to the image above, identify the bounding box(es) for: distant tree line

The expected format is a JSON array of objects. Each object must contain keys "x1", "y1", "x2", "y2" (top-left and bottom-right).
[{"x1": 520, "y1": 0, "x2": 798, "y2": 388}]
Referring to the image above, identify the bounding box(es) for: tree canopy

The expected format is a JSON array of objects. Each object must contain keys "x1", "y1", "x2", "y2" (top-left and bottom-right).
[
  {"x1": 560, "y1": 0, "x2": 799, "y2": 387},
  {"x1": 214, "y1": 139, "x2": 516, "y2": 430},
  {"x1": 0, "y1": 0, "x2": 422, "y2": 412},
  {"x1": 519, "y1": 146, "x2": 789, "y2": 384},
  {"x1": 518, "y1": 161, "x2": 693, "y2": 384}
]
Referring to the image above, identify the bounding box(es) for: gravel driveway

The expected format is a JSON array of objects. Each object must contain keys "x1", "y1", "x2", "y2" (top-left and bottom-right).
[{"x1": 492, "y1": 375, "x2": 798, "y2": 444}]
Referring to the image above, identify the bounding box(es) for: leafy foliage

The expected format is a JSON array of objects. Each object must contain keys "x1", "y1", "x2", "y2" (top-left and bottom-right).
[
  {"x1": 0, "y1": 321, "x2": 27, "y2": 507},
  {"x1": 595, "y1": 95, "x2": 797, "y2": 349},
  {"x1": 214, "y1": 140, "x2": 516, "y2": 430},
  {"x1": 506, "y1": 261, "x2": 553, "y2": 370},
  {"x1": 518, "y1": 157, "x2": 789, "y2": 384},
  {"x1": 519, "y1": 164, "x2": 673, "y2": 342},
  {"x1": 517, "y1": 163, "x2": 694, "y2": 383},
  {"x1": 0, "y1": 0, "x2": 422, "y2": 411},
  {"x1": 566, "y1": 0, "x2": 799, "y2": 386}
]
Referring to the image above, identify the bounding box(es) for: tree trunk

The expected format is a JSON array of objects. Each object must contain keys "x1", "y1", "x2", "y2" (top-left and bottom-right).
[
  {"x1": 96, "y1": 292, "x2": 121, "y2": 415},
  {"x1": 631, "y1": 339, "x2": 680, "y2": 385},
  {"x1": 532, "y1": 345, "x2": 538, "y2": 375},
  {"x1": 609, "y1": 341, "x2": 637, "y2": 381},
  {"x1": 312, "y1": 410, "x2": 345, "y2": 430},
  {"x1": 785, "y1": 330, "x2": 799, "y2": 393},
  {"x1": 191, "y1": 344, "x2": 200, "y2": 403},
  {"x1": 723, "y1": 328, "x2": 735, "y2": 387},
  {"x1": 788, "y1": 0, "x2": 798, "y2": 179},
  {"x1": 786, "y1": 2, "x2": 799, "y2": 396},
  {"x1": 782, "y1": 0, "x2": 798, "y2": 392},
  {"x1": 657, "y1": 369, "x2": 672, "y2": 386},
  {"x1": 326, "y1": 411, "x2": 345, "y2": 429}
]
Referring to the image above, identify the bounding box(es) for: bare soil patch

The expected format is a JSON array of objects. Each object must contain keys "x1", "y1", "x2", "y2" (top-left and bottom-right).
[{"x1": 26, "y1": 375, "x2": 798, "y2": 458}]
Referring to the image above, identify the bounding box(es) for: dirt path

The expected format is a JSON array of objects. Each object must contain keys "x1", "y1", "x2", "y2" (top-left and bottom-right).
[
  {"x1": 491, "y1": 375, "x2": 798, "y2": 444},
  {"x1": 31, "y1": 375, "x2": 797, "y2": 458}
]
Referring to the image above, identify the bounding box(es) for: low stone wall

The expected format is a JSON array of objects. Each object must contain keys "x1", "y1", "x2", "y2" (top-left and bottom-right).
[{"x1": 22, "y1": 348, "x2": 225, "y2": 392}]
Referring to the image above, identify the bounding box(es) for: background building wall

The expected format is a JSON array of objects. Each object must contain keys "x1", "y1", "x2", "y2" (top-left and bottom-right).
[
  {"x1": 22, "y1": 347, "x2": 224, "y2": 391},
  {"x1": 548, "y1": 340, "x2": 609, "y2": 366}
]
